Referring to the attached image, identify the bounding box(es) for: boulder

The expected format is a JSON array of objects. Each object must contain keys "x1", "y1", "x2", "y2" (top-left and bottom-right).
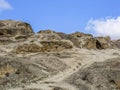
[
  {"x1": 0, "y1": 20, "x2": 34, "y2": 36},
  {"x1": 95, "y1": 36, "x2": 114, "y2": 49},
  {"x1": 82, "y1": 38, "x2": 103, "y2": 49}
]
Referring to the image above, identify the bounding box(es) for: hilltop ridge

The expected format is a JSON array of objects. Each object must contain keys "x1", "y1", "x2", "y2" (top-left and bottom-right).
[{"x1": 0, "y1": 20, "x2": 120, "y2": 90}]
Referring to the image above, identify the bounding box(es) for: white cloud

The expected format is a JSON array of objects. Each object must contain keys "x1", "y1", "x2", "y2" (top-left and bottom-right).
[
  {"x1": 85, "y1": 16, "x2": 120, "y2": 39},
  {"x1": 0, "y1": 0, "x2": 12, "y2": 12}
]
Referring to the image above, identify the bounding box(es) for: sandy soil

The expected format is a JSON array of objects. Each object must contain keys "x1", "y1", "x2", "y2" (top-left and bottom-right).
[{"x1": 8, "y1": 48, "x2": 120, "y2": 90}]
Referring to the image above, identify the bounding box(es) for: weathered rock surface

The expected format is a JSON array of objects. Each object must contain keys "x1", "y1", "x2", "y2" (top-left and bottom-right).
[
  {"x1": 0, "y1": 57, "x2": 38, "y2": 89},
  {"x1": 0, "y1": 20, "x2": 120, "y2": 90},
  {"x1": 0, "y1": 37, "x2": 14, "y2": 45},
  {"x1": 0, "y1": 20, "x2": 34, "y2": 36},
  {"x1": 82, "y1": 38, "x2": 103, "y2": 49},
  {"x1": 57, "y1": 32, "x2": 103, "y2": 49},
  {"x1": 0, "y1": 54, "x2": 68, "y2": 89},
  {"x1": 15, "y1": 40, "x2": 73, "y2": 53},
  {"x1": 95, "y1": 36, "x2": 116, "y2": 49},
  {"x1": 70, "y1": 32, "x2": 93, "y2": 38},
  {"x1": 37, "y1": 30, "x2": 61, "y2": 40},
  {"x1": 113, "y1": 39, "x2": 120, "y2": 49},
  {"x1": 66, "y1": 58, "x2": 120, "y2": 90},
  {"x1": 37, "y1": 30, "x2": 56, "y2": 34}
]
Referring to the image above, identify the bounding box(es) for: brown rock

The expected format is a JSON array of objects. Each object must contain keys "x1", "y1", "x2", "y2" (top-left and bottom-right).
[
  {"x1": 0, "y1": 37, "x2": 14, "y2": 45},
  {"x1": 82, "y1": 38, "x2": 103, "y2": 49},
  {"x1": 95, "y1": 36, "x2": 114, "y2": 49},
  {"x1": 52, "y1": 87, "x2": 67, "y2": 90},
  {"x1": 14, "y1": 34, "x2": 33, "y2": 40},
  {"x1": 70, "y1": 31, "x2": 93, "y2": 38},
  {"x1": 0, "y1": 20, "x2": 34, "y2": 36},
  {"x1": 37, "y1": 30, "x2": 61, "y2": 40},
  {"x1": 37, "y1": 30, "x2": 56, "y2": 34},
  {"x1": 15, "y1": 40, "x2": 73, "y2": 53},
  {"x1": 0, "y1": 65, "x2": 15, "y2": 78},
  {"x1": 67, "y1": 32, "x2": 102, "y2": 49},
  {"x1": 57, "y1": 32, "x2": 104, "y2": 49},
  {"x1": 57, "y1": 32, "x2": 93, "y2": 48},
  {"x1": 15, "y1": 43, "x2": 42, "y2": 53},
  {"x1": 40, "y1": 40, "x2": 73, "y2": 52}
]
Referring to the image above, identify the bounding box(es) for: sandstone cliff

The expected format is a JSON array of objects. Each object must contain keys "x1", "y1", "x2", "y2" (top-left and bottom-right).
[
  {"x1": 0, "y1": 20, "x2": 34, "y2": 36},
  {"x1": 0, "y1": 20, "x2": 120, "y2": 90}
]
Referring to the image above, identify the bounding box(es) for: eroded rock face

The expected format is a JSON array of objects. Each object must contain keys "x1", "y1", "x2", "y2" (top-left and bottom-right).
[
  {"x1": 82, "y1": 38, "x2": 103, "y2": 49},
  {"x1": 37, "y1": 30, "x2": 118, "y2": 50},
  {"x1": 0, "y1": 20, "x2": 34, "y2": 36},
  {"x1": 15, "y1": 40, "x2": 73, "y2": 53},
  {"x1": 40, "y1": 40, "x2": 73, "y2": 51},
  {"x1": 70, "y1": 32, "x2": 93, "y2": 38},
  {"x1": 0, "y1": 57, "x2": 36, "y2": 89},
  {"x1": 37, "y1": 30, "x2": 62, "y2": 40},
  {"x1": 56, "y1": 32, "x2": 103, "y2": 49},
  {"x1": 66, "y1": 58, "x2": 120, "y2": 90},
  {"x1": 2, "y1": 20, "x2": 120, "y2": 90},
  {"x1": 15, "y1": 43, "x2": 42, "y2": 53},
  {"x1": 112, "y1": 39, "x2": 120, "y2": 49},
  {"x1": 0, "y1": 20, "x2": 119, "y2": 50},
  {"x1": 95, "y1": 36, "x2": 115, "y2": 49},
  {"x1": 0, "y1": 55, "x2": 68, "y2": 89},
  {"x1": 68, "y1": 32, "x2": 104, "y2": 49},
  {"x1": 0, "y1": 37, "x2": 14, "y2": 45},
  {"x1": 37, "y1": 30, "x2": 56, "y2": 34}
]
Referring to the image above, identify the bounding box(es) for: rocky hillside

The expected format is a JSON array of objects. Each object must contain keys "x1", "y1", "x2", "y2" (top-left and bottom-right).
[{"x1": 0, "y1": 20, "x2": 120, "y2": 90}]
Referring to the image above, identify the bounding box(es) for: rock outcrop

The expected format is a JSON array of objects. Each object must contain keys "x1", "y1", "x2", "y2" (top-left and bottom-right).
[
  {"x1": 82, "y1": 38, "x2": 103, "y2": 49},
  {"x1": 95, "y1": 36, "x2": 115, "y2": 49},
  {"x1": 57, "y1": 31, "x2": 103, "y2": 49},
  {"x1": 37, "y1": 30, "x2": 56, "y2": 34},
  {"x1": 0, "y1": 37, "x2": 14, "y2": 45},
  {"x1": 66, "y1": 58, "x2": 120, "y2": 90},
  {"x1": 70, "y1": 31, "x2": 93, "y2": 38},
  {"x1": 0, "y1": 55, "x2": 68, "y2": 89},
  {"x1": 113, "y1": 39, "x2": 120, "y2": 49},
  {"x1": 0, "y1": 20, "x2": 120, "y2": 90},
  {"x1": 15, "y1": 40, "x2": 73, "y2": 53},
  {"x1": 0, "y1": 20, "x2": 34, "y2": 36},
  {"x1": 37, "y1": 30, "x2": 61, "y2": 40}
]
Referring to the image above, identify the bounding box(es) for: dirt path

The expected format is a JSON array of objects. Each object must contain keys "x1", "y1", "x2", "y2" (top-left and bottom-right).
[
  {"x1": 41, "y1": 49, "x2": 118, "y2": 83},
  {"x1": 8, "y1": 49, "x2": 120, "y2": 90}
]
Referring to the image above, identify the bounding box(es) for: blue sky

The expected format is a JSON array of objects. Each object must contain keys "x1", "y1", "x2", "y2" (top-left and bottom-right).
[{"x1": 0, "y1": 0, "x2": 120, "y2": 39}]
